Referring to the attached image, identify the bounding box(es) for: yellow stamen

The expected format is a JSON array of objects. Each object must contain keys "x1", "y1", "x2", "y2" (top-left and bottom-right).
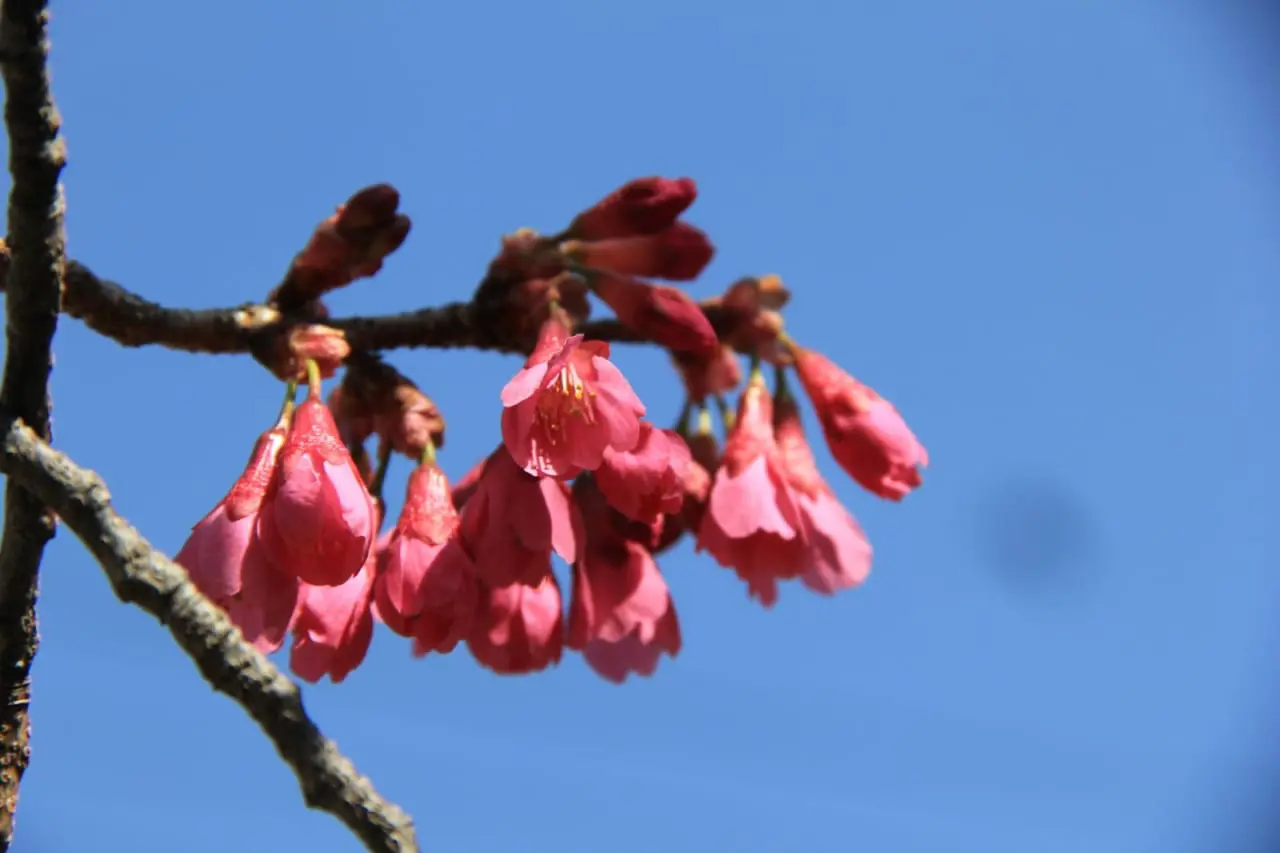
[{"x1": 535, "y1": 363, "x2": 597, "y2": 445}]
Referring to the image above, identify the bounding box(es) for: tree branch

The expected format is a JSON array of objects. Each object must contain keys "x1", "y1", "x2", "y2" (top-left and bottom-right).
[
  {"x1": 53, "y1": 260, "x2": 506, "y2": 354},
  {"x1": 49, "y1": 259, "x2": 738, "y2": 357},
  {"x1": 0, "y1": 416, "x2": 420, "y2": 853},
  {"x1": 0, "y1": 0, "x2": 65, "y2": 845}
]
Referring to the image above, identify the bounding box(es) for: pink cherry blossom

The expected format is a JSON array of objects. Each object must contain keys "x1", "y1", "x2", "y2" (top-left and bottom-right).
[
  {"x1": 500, "y1": 313, "x2": 645, "y2": 478},
  {"x1": 792, "y1": 347, "x2": 927, "y2": 501},
  {"x1": 175, "y1": 423, "x2": 301, "y2": 653},
  {"x1": 568, "y1": 511, "x2": 681, "y2": 684},
  {"x1": 290, "y1": 560, "x2": 376, "y2": 684},
  {"x1": 773, "y1": 389, "x2": 872, "y2": 595},
  {"x1": 467, "y1": 573, "x2": 565, "y2": 675},
  {"x1": 258, "y1": 395, "x2": 378, "y2": 586},
  {"x1": 696, "y1": 372, "x2": 807, "y2": 607},
  {"x1": 455, "y1": 447, "x2": 580, "y2": 589},
  {"x1": 595, "y1": 422, "x2": 691, "y2": 525}
]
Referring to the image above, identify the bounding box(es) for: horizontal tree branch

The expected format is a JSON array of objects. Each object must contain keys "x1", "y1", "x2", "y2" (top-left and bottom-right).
[
  {"x1": 0, "y1": 416, "x2": 419, "y2": 853},
  {"x1": 3, "y1": 256, "x2": 737, "y2": 359}
]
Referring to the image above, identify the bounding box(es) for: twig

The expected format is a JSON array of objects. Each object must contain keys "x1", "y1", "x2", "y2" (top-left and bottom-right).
[
  {"x1": 0, "y1": 417, "x2": 420, "y2": 853},
  {"x1": 0, "y1": 0, "x2": 66, "y2": 846}
]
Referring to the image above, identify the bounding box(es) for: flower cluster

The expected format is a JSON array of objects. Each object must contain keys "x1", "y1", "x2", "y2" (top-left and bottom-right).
[{"x1": 175, "y1": 177, "x2": 928, "y2": 685}]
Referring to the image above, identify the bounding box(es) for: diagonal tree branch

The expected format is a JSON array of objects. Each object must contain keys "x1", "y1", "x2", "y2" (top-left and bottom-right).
[
  {"x1": 0, "y1": 416, "x2": 420, "y2": 853},
  {"x1": 0, "y1": 0, "x2": 65, "y2": 846}
]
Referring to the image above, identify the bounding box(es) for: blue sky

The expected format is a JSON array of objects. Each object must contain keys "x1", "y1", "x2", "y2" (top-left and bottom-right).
[{"x1": 5, "y1": 2, "x2": 1278, "y2": 851}]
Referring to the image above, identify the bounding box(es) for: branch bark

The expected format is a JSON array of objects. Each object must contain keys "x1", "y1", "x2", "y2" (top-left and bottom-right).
[
  {"x1": 46, "y1": 259, "x2": 733, "y2": 355},
  {"x1": 0, "y1": 417, "x2": 420, "y2": 853},
  {"x1": 0, "y1": 0, "x2": 65, "y2": 845}
]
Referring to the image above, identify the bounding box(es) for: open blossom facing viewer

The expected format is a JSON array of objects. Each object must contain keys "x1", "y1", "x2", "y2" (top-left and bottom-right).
[
  {"x1": 455, "y1": 447, "x2": 580, "y2": 589},
  {"x1": 258, "y1": 383, "x2": 379, "y2": 586},
  {"x1": 773, "y1": 380, "x2": 872, "y2": 595},
  {"x1": 697, "y1": 371, "x2": 806, "y2": 607},
  {"x1": 175, "y1": 421, "x2": 301, "y2": 653},
  {"x1": 791, "y1": 347, "x2": 928, "y2": 501},
  {"x1": 500, "y1": 310, "x2": 646, "y2": 478}
]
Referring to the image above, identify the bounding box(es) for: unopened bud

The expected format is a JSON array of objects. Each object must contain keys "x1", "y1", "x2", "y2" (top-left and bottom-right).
[
  {"x1": 374, "y1": 382, "x2": 446, "y2": 459},
  {"x1": 276, "y1": 324, "x2": 350, "y2": 381}
]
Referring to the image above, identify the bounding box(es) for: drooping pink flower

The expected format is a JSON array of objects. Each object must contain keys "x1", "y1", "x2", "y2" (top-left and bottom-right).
[
  {"x1": 562, "y1": 222, "x2": 715, "y2": 282},
  {"x1": 567, "y1": 176, "x2": 698, "y2": 241},
  {"x1": 175, "y1": 423, "x2": 301, "y2": 653},
  {"x1": 652, "y1": 453, "x2": 713, "y2": 554},
  {"x1": 372, "y1": 463, "x2": 477, "y2": 655},
  {"x1": 696, "y1": 372, "x2": 807, "y2": 607},
  {"x1": 791, "y1": 348, "x2": 928, "y2": 501},
  {"x1": 569, "y1": 540, "x2": 682, "y2": 684},
  {"x1": 595, "y1": 422, "x2": 691, "y2": 525},
  {"x1": 258, "y1": 394, "x2": 378, "y2": 587},
  {"x1": 455, "y1": 447, "x2": 580, "y2": 588},
  {"x1": 290, "y1": 558, "x2": 376, "y2": 684},
  {"x1": 450, "y1": 456, "x2": 488, "y2": 512},
  {"x1": 773, "y1": 389, "x2": 872, "y2": 595},
  {"x1": 467, "y1": 572, "x2": 565, "y2": 675},
  {"x1": 591, "y1": 274, "x2": 718, "y2": 356},
  {"x1": 568, "y1": 481, "x2": 681, "y2": 683},
  {"x1": 500, "y1": 313, "x2": 645, "y2": 478}
]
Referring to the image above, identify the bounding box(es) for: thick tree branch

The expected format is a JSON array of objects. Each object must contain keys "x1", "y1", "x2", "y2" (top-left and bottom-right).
[
  {"x1": 0, "y1": 0, "x2": 65, "y2": 845},
  {"x1": 52, "y1": 260, "x2": 505, "y2": 353},
  {"x1": 60, "y1": 261, "x2": 274, "y2": 352},
  {"x1": 49, "y1": 259, "x2": 736, "y2": 356},
  {"x1": 0, "y1": 417, "x2": 420, "y2": 853}
]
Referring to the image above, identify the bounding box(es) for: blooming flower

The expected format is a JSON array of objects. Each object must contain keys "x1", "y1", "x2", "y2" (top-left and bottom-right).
[
  {"x1": 595, "y1": 421, "x2": 691, "y2": 525},
  {"x1": 467, "y1": 573, "x2": 565, "y2": 675},
  {"x1": 773, "y1": 386, "x2": 872, "y2": 595},
  {"x1": 290, "y1": 558, "x2": 376, "y2": 684},
  {"x1": 791, "y1": 347, "x2": 928, "y2": 501},
  {"x1": 568, "y1": 480, "x2": 681, "y2": 683},
  {"x1": 373, "y1": 462, "x2": 476, "y2": 654},
  {"x1": 258, "y1": 394, "x2": 378, "y2": 586},
  {"x1": 500, "y1": 312, "x2": 645, "y2": 478},
  {"x1": 175, "y1": 423, "x2": 301, "y2": 653},
  {"x1": 696, "y1": 372, "x2": 806, "y2": 607},
  {"x1": 455, "y1": 447, "x2": 580, "y2": 588}
]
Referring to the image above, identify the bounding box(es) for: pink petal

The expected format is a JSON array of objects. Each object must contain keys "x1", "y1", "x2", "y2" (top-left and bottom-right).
[{"x1": 500, "y1": 363, "x2": 550, "y2": 408}]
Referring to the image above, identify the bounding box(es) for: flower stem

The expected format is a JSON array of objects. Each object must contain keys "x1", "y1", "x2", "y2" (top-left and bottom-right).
[
  {"x1": 695, "y1": 404, "x2": 714, "y2": 436},
  {"x1": 675, "y1": 398, "x2": 694, "y2": 436},
  {"x1": 304, "y1": 358, "x2": 323, "y2": 398},
  {"x1": 773, "y1": 362, "x2": 793, "y2": 402},
  {"x1": 714, "y1": 393, "x2": 736, "y2": 433},
  {"x1": 276, "y1": 380, "x2": 298, "y2": 426},
  {"x1": 370, "y1": 440, "x2": 393, "y2": 502}
]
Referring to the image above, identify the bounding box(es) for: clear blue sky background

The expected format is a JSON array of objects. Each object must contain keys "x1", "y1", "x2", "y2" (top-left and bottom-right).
[{"x1": 4, "y1": 2, "x2": 1277, "y2": 851}]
